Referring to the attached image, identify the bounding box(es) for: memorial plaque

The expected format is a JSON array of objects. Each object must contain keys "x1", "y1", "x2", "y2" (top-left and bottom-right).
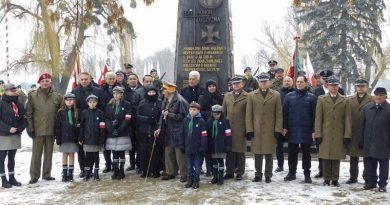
[{"x1": 174, "y1": 0, "x2": 234, "y2": 91}]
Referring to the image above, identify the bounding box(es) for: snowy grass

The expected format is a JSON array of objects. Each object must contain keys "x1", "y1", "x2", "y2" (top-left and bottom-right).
[{"x1": 0, "y1": 133, "x2": 388, "y2": 205}]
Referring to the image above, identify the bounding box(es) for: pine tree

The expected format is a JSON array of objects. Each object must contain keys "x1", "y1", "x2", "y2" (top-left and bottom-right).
[{"x1": 296, "y1": 0, "x2": 385, "y2": 90}]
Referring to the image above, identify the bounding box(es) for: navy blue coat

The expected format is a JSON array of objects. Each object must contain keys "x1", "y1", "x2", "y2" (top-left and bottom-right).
[
  {"x1": 55, "y1": 108, "x2": 79, "y2": 145},
  {"x1": 179, "y1": 85, "x2": 205, "y2": 104},
  {"x1": 79, "y1": 108, "x2": 106, "y2": 145},
  {"x1": 181, "y1": 113, "x2": 208, "y2": 155},
  {"x1": 360, "y1": 102, "x2": 390, "y2": 159},
  {"x1": 0, "y1": 95, "x2": 26, "y2": 136},
  {"x1": 198, "y1": 92, "x2": 224, "y2": 120},
  {"x1": 105, "y1": 100, "x2": 133, "y2": 138},
  {"x1": 206, "y1": 118, "x2": 232, "y2": 154},
  {"x1": 136, "y1": 98, "x2": 162, "y2": 135},
  {"x1": 71, "y1": 84, "x2": 101, "y2": 111},
  {"x1": 283, "y1": 89, "x2": 317, "y2": 144}
]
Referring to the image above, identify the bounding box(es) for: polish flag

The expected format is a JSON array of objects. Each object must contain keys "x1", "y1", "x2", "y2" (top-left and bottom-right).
[{"x1": 98, "y1": 65, "x2": 109, "y2": 86}]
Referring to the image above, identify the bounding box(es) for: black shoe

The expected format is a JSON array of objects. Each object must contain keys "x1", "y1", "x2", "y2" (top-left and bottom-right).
[
  {"x1": 8, "y1": 175, "x2": 22, "y2": 186},
  {"x1": 140, "y1": 172, "x2": 147, "y2": 178},
  {"x1": 378, "y1": 187, "x2": 387, "y2": 192},
  {"x1": 1, "y1": 177, "x2": 12, "y2": 188},
  {"x1": 314, "y1": 172, "x2": 323, "y2": 178},
  {"x1": 84, "y1": 171, "x2": 91, "y2": 181},
  {"x1": 111, "y1": 168, "x2": 119, "y2": 180},
  {"x1": 93, "y1": 169, "x2": 100, "y2": 181},
  {"x1": 103, "y1": 166, "x2": 112, "y2": 173},
  {"x1": 363, "y1": 184, "x2": 377, "y2": 190},
  {"x1": 79, "y1": 171, "x2": 85, "y2": 178},
  {"x1": 161, "y1": 175, "x2": 175, "y2": 180},
  {"x1": 29, "y1": 178, "x2": 38, "y2": 184},
  {"x1": 126, "y1": 165, "x2": 135, "y2": 171},
  {"x1": 224, "y1": 174, "x2": 234, "y2": 179},
  {"x1": 323, "y1": 180, "x2": 330, "y2": 186},
  {"x1": 218, "y1": 169, "x2": 224, "y2": 185},
  {"x1": 68, "y1": 173, "x2": 74, "y2": 182},
  {"x1": 235, "y1": 174, "x2": 243, "y2": 181},
  {"x1": 265, "y1": 177, "x2": 271, "y2": 183},
  {"x1": 346, "y1": 178, "x2": 358, "y2": 184},
  {"x1": 62, "y1": 173, "x2": 68, "y2": 182},
  {"x1": 192, "y1": 181, "x2": 199, "y2": 189},
  {"x1": 275, "y1": 167, "x2": 283, "y2": 173},
  {"x1": 211, "y1": 177, "x2": 218, "y2": 184},
  {"x1": 205, "y1": 171, "x2": 212, "y2": 177},
  {"x1": 252, "y1": 176, "x2": 262, "y2": 182},
  {"x1": 284, "y1": 173, "x2": 296, "y2": 181},
  {"x1": 332, "y1": 181, "x2": 340, "y2": 187},
  {"x1": 180, "y1": 176, "x2": 187, "y2": 183},
  {"x1": 118, "y1": 168, "x2": 125, "y2": 180},
  {"x1": 152, "y1": 173, "x2": 161, "y2": 178},
  {"x1": 43, "y1": 176, "x2": 55, "y2": 181},
  {"x1": 185, "y1": 180, "x2": 193, "y2": 188},
  {"x1": 304, "y1": 176, "x2": 312, "y2": 184}
]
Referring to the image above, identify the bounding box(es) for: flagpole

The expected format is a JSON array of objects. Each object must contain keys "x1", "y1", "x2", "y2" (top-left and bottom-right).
[{"x1": 293, "y1": 36, "x2": 301, "y2": 85}]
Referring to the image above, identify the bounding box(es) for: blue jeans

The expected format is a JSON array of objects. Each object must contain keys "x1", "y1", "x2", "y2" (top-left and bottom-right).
[
  {"x1": 366, "y1": 157, "x2": 389, "y2": 187},
  {"x1": 186, "y1": 153, "x2": 203, "y2": 182}
]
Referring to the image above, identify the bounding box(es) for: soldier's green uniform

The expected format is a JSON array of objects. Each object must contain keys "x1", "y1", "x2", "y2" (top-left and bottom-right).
[
  {"x1": 26, "y1": 85, "x2": 63, "y2": 182},
  {"x1": 270, "y1": 78, "x2": 283, "y2": 92}
]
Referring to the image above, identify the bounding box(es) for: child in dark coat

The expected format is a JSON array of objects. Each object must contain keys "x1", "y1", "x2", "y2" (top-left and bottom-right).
[
  {"x1": 79, "y1": 95, "x2": 106, "y2": 181},
  {"x1": 55, "y1": 93, "x2": 79, "y2": 182},
  {"x1": 181, "y1": 102, "x2": 207, "y2": 189},
  {"x1": 206, "y1": 104, "x2": 232, "y2": 185}
]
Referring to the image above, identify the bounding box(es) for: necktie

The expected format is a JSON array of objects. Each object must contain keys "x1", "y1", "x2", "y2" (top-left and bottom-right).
[{"x1": 212, "y1": 120, "x2": 218, "y2": 138}]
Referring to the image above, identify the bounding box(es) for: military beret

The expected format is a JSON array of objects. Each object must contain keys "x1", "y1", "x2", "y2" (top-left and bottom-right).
[
  {"x1": 374, "y1": 87, "x2": 387, "y2": 95},
  {"x1": 319, "y1": 70, "x2": 334, "y2": 78},
  {"x1": 211, "y1": 104, "x2": 223, "y2": 113},
  {"x1": 354, "y1": 79, "x2": 368, "y2": 86},
  {"x1": 268, "y1": 60, "x2": 278, "y2": 65},
  {"x1": 327, "y1": 76, "x2": 340, "y2": 85},
  {"x1": 86, "y1": 94, "x2": 98, "y2": 102},
  {"x1": 275, "y1": 68, "x2": 284, "y2": 73},
  {"x1": 229, "y1": 76, "x2": 244, "y2": 83},
  {"x1": 256, "y1": 72, "x2": 270, "y2": 82},
  {"x1": 189, "y1": 101, "x2": 201, "y2": 110},
  {"x1": 4, "y1": 83, "x2": 17, "y2": 91},
  {"x1": 124, "y1": 63, "x2": 133, "y2": 69},
  {"x1": 113, "y1": 86, "x2": 125, "y2": 93},
  {"x1": 37, "y1": 72, "x2": 52, "y2": 83},
  {"x1": 63, "y1": 92, "x2": 76, "y2": 100},
  {"x1": 244, "y1": 67, "x2": 251, "y2": 73},
  {"x1": 150, "y1": 69, "x2": 157, "y2": 74}
]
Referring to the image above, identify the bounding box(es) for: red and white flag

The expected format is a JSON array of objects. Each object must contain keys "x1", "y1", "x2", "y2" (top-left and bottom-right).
[{"x1": 98, "y1": 65, "x2": 109, "y2": 86}]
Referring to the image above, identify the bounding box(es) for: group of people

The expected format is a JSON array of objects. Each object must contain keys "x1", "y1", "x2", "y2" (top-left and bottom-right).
[{"x1": 0, "y1": 61, "x2": 388, "y2": 192}]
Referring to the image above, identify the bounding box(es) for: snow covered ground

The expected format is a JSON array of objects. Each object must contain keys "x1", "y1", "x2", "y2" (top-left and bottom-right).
[{"x1": 0, "y1": 133, "x2": 388, "y2": 205}]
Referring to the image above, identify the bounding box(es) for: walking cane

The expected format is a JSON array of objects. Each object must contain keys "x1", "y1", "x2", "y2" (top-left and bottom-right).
[{"x1": 145, "y1": 135, "x2": 157, "y2": 182}]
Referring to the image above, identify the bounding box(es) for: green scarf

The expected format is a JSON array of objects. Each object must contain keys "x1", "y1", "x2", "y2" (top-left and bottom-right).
[
  {"x1": 67, "y1": 109, "x2": 74, "y2": 125},
  {"x1": 188, "y1": 118, "x2": 194, "y2": 137},
  {"x1": 115, "y1": 103, "x2": 120, "y2": 115},
  {"x1": 212, "y1": 120, "x2": 219, "y2": 138}
]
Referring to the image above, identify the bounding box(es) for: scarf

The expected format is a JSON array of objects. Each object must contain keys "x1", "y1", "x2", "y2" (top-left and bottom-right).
[
  {"x1": 188, "y1": 118, "x2": 194, "y2": 137},
  {"x1": 115, "y1": 102, "x2": 120, "y2": 115},
  {"x1": 67, "y1": 108, "x2": 74, "y2": 125},
  {"x1": 212, "y1": 120, "x2": 219, "y2": 138},
  {"x1": 12, "y1": 102, "x2": 19, "y2": 118}
]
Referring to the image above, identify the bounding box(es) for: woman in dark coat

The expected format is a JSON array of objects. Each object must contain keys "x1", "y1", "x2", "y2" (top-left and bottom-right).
[
  {"x1": 136, "y1": 87, "x2": 163, "y2": 178},
  {"x1": 0, "y1": 84, "x2": 26, "y2": 188},
  {"x1": 198, "y1": 79, "x2": 224, "y2": 176}
]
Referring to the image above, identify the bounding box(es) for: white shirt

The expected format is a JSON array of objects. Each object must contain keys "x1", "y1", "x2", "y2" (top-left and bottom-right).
[{"x1": 323, "y1": 85, "x2": 329, "y2": 94}]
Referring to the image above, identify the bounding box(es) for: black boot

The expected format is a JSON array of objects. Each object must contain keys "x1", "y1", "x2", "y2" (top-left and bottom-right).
[
  {"x1": 346, "y1": 178, "x2": 358, "y2": 184},
  {"x1": 111, "y1": 162, "x2": 119, "y2": 180},
  {"x1": 314, "y1": 172, "x2": 323, "y2": 178},
  {"x1": 8, "y1": 173, "x2": 21, "y2": 187},
  {"x1": 1, "y1": 176, "x2": 12, "y2": 188},
  {"x1": 93, "y1": 168, "x2": 100, "y2": 181},
  {"x1": 210, "y1": 165, "x2": 218, "y2": 184},
  {"x1": 62, "y1": 165, "x2": 68, "y2": 182},
  {"x1": 126, "y1": 165, "x2": 135, "y2": 171},
  {"x1": 304, "y1": 175, "x2": 312, "y2": 184},
  {"x1": 284, "y1": 173, "x2": 296, "y2": 181},
  {"x1": 79, "y1": 170, "x2": 85, "y2": 178},
  {"x1": 217, "y1": 167, "x2": 224, "y2": 185},
  {"x1": 323, "y1": 180, "x2": 330, "y2": 186},
  {"x1": 103, "y1": 165, "x2": 112, "y2": 173},
  {"x1": 192, "y1": 180, "x2": 200, "y2": 189},
  {"x1": 185, "y1": 179, "x2": 193, "y2": 188},
  {"x1": 332, "y1": 180, "x2": 340, "y2": 187},
  {"x1": 83, "y1": 167, "x2": 91, "y2": 181},
  {"x1": 68, "y1": 165, "x2": 74, "y2": 182},
  {"x1": 118, "y1": 160, "x2": 125, "y2": 180}
]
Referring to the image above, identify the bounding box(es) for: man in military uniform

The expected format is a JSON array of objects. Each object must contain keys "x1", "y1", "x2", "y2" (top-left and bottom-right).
[
  {"x1": 267, "y1": 60, "x2": 278, "y2": 80},
  {"x1": 315, "y1": 77, "x2": 351, "y2": 187},
  {"x1": 243, "y1": 67, "x2": 259, "y2": 93},
  {"x1": 222, "y1": 76, "x2": 248, "y2": 181},
  {"x1": 313, "y1": 70, "x2": 345, "y2": 178},
  {"x1": 270, "y1": 68, "x2": 284, "y2": 92},
  {"x1": 26, "y1": 73, "x2": 63, "y2": 184},
  {"x1": 246, "y1": 72, "x2": 283, "y2": 183},
  {"x1": 346, "y1": 79, "x2": 372, "y2": 185}
]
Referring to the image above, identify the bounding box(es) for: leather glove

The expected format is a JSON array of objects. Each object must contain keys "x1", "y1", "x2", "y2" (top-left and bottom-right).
[
  {"x1": 27, "y1": 131, "x2": 35, "y2": 139},
  {"x1": 343, "y1": 138, "x2": 352, "y2": 147},
  {"x1": 316, "y1": 137, "x2": 323, "y2": 145},
  {"x1": 245, "y1": 132, "x2": 254, "y2": 141}
]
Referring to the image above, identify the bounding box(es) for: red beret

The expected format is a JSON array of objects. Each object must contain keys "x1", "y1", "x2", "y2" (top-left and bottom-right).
[{"x1": 37, "y1": 73, "x2": 52, "y2": 83}]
